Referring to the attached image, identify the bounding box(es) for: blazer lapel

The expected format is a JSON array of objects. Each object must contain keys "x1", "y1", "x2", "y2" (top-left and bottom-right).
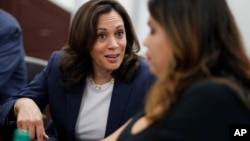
[
  {"x1": 65, "y1": 80, "x2": 85, "y2": 140},
  {"x1": 105, "y1": 80, "x2": 132, "y2": 136}
]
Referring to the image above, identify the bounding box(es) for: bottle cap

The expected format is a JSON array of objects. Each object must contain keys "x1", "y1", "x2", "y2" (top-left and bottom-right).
[{"x1": 13, "y1": 129, "x2": 30, "y2": 141}]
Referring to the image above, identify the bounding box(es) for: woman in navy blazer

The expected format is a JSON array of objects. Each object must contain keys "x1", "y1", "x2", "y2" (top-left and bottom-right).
[{"x1": 0, "y1": 1, "x2": 155, "y2": 141}]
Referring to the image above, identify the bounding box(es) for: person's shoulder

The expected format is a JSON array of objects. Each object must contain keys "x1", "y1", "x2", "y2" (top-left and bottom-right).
[
  {"x1": 44, "y1": 51, "x2": 63, "y2": 74},
  {"x1": 0, "y1": 9, "x2": 20, "y2": 31},
  {"x1": 187, "y1": 79, "x2": 233, "y2": 91},
  {"x1": 138, "y1": 59, "x2": 150, "y2": 68},
  {"x1": 131, "y1": 59, "x2": 156, "y2": 84},
  {"x1": 50, "y1": 50, "x2": 63, "y2": 57},
  {"x1": 137, "y1": 59, "x2": 155, "y2": 77},
  {"x1": 0, "y1": 9, "x2": 21, "y2": 39},
  {"x1": 46, "y1": 50, "x2": 63, "y2": 66},
  {"x1": 137, "y1": 59, "x2": 151, "y2": 73},
  {"x1": 181, "y1": 79, "x2": 239, "y2": 102}
]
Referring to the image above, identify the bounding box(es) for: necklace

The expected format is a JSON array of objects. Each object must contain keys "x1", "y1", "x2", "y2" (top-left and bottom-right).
[{"x1": 89, "y1": 76, "x2": 115, "y2": 90}]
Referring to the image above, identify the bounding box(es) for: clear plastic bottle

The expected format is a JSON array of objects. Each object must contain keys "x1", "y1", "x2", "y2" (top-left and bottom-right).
[{"x1": 13, "y1": 129, "x2": 30, "y2": 141}]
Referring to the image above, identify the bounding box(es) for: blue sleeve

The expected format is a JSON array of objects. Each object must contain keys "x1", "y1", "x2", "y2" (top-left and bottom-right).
[{"x1": 0, "y1": 11, "x2": 25, "y2": 89}]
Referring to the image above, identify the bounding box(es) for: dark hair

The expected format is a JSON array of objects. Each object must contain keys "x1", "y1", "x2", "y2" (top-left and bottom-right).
[
  {"x1": 145, "y1": 0, "x2": 250, "y2": 121},
  {"x1": 60, "y1": 0, "x2": 141, "y2": 86}
]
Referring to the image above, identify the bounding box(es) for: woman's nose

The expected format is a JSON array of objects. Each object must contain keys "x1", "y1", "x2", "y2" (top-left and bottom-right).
[
  {"x1": 143, "y1": 35, "x2": 149, "y2": 48},
  {"x1": 108, "y1": 36, "x2": 119, "y2": 49}
]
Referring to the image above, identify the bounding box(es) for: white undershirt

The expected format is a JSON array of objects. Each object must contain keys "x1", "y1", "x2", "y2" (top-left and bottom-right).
[{"x1": 75, "y1": 77, "x2": 114, "y2": 141}]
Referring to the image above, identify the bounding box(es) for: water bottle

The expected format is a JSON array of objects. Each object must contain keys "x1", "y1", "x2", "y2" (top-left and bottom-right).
[{"x1": 13, "y1": 129, "x2": 30, "y2": 141}]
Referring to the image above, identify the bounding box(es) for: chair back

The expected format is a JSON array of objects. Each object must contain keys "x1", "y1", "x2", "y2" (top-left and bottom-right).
[{"x1": 25, "y1": 56, "x2": 48, "y2": 83}]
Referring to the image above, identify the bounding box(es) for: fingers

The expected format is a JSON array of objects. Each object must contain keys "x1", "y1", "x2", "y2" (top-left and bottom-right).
[
  {"x1": 15, "y1": 98, "x2": 47, "y2": 140},
  {"x1": 43, "y1": 130, "x2": 49, "y2": 140},
  {"x1": 17, "y1": 118, "x2": 45, "y2": 140},
  {"x1": 35, "y1": 121, "x2": 48, "y2": 141},
  {"x1": 28, "y1": 123, "x2": 35, "y2": 139},
  {"x1": 17, "y1": 121, "x2": 49, "y2": 140}
]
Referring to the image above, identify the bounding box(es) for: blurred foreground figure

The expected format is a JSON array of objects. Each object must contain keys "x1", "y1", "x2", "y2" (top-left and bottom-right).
[{"x1": 103, "y1": 0, "x2": 250, "y2": 141}]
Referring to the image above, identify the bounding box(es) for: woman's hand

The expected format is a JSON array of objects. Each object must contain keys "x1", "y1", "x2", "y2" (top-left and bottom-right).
[{"x1": 14, "y1": 98, "x2": 49, "y2": 141}]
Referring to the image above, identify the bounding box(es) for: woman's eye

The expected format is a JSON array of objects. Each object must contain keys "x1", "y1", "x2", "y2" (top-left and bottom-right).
[
  {"x1": 150, "y1": 28, "x2": 155, "y2": 34},
  {"x1": 116, "y1": 31, "x2": 125, "y2": 38},
  {"x1": 97, "y1": 33, "x2": 106, "y2": 39}
]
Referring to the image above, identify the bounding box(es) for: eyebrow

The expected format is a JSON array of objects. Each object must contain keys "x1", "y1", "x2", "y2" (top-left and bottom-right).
[{"x1": 97, "y1": 25, "x2": 125, "y2": 31}]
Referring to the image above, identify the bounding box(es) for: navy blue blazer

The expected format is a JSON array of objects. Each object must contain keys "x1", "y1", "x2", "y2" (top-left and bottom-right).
[
  {"x1": 0, "y1": 51, "x2": 156, "y2": 140},
  {"x1": 0, "y1": 9, "x2": 27, "y2": 105}
]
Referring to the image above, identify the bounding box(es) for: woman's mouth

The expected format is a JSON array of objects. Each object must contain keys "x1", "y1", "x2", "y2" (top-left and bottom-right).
[{"x1": 105, "y1": 54, "x2": 120, "y2": 62}]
